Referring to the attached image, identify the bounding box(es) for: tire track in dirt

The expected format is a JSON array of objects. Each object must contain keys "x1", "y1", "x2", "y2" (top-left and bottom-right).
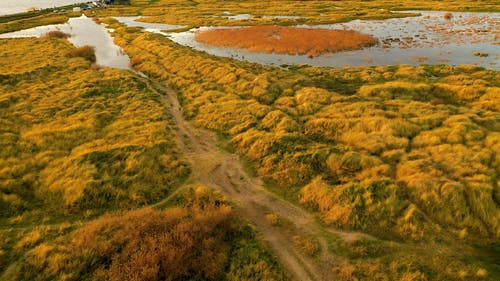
[{"x1": 151, "y1": 79, "x2": 366, "y2": 281}]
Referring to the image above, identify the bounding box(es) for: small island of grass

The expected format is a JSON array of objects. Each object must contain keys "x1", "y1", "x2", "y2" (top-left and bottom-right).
[{"x1": 195, "y1": 25, "x2": 378, "y2": 57}]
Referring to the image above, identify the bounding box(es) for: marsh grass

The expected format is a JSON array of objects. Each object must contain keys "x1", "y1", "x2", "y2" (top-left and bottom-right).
[
  {"x1": 106, "y1": 22, "x2": 500, "y2": 280},
  {"x1": 1, "y1": 2, "x2": 499, "y2": 279},
  {"x1": 94, "y1": 0, "x2": 500, "y2": 27},
  {"x1": 195, "y1": 26, "x2": 378, "y2": 57},
  {"x1": 45, "y1": 30, "x2": 69, "y2": 38},
  {"x1": 15, "y1": 186, "x2": 286, "y2": 281},
  {"x1": 67, "y1": 45, "x2": 96, "y2": 62}
]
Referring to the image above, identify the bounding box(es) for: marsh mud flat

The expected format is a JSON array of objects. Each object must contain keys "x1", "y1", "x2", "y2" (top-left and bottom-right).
[
  {"x1": 122, "y1": 11, "x2": 498, "y2": 69},
  {"x1": 0, "y1": 15, "x2": 130, "y2": 69},
  {"x1": 0, "y1": 0, "x2": 85, "y2": 16}
]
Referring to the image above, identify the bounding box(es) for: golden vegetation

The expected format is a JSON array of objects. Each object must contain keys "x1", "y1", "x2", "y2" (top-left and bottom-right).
[
  {"x1": 107, "y1": 20, "x2": 499, "y2": 279},
  {"x1": 292, "y1": 235, "x2": 320, "y2": 256},
  {"x1": 0, "y1": 13, "x2": 73, "y2": 34},
  {"x1": 195, "y1": 26, "x2": 378, "y2": 57},
  {"x1": 1, "y1": 1, "x2": 499, "y2": 279},
  {"x1": 0, "y1": 35, "x2": 286, "y2": 280},
  {"x1": 92, "y1": 0, "x2": 500, "y2": 27},
  {"x1": 112, "y1": 26, "x2": 500, "y2": 241},
  {"x1": 15, "y1": 186, "x2": 285, "y2": 281},
  {"x1": 0, "y1": 36, "x2": 188, "y2": 220},
  {"x1": 265, "y1": 213, "x2": 280, "y2": 226}
]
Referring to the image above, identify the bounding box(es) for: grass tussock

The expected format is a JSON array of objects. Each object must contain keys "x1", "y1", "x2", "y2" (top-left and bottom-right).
[
  {"x1": 105, "y1": 22, "x2": 500, "y2": 279},
  {"x1": 0, "y1": 37, "x2": 287, "y2": 281},
  {"x1": 111, "y1": 26, "x2": 500, "y2": 242},
  {"x1": 195, "y1": 26, "x2": 378, "y2": 57},
  {"x1": 67, "y1": 45, "x2": 96, "y2": 62},
  {"x1": 45, "y1": 30, "x2": 69, "y2": 38},
  {"x1": 14, "y1": 186, "x2": 286, "y2": 281},
  {"x1": 0, "y1": 38, "x2": 189, "y2": 219}
]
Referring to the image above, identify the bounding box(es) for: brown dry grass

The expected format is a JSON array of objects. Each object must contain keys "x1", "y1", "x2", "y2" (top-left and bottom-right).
[
  {"x1": 45, "y1": 30, "x2": 69, "y2": 38},
  {"x1": 129, "y1": 56, "x2": 142, "y2": 67},
  {"x1": 195, "y1": 26, "x2": 378, "y2": 57},
  {"x1": 67, "y1": 45, "x2": 96, "y2": 62}
]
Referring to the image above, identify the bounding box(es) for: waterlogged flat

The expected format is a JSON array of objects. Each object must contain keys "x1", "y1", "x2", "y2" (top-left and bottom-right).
[
  {"x1": 226, "y1": 14, "x2": 253, "y2": 20},
  {"x1": 0, "y1": 15, "x2": 130, "y2": 69},
  {"x1": 0, "y1": 0, "x2": 84, "y2": 16},
  {"x1": 166, "y1": 11, "x2": 499, "y2": 69},
  {"x1": 223, "y1": 13, "x2": 301, "y2": 20},
  {"x1": 112, "y1": 17, "x2": 184, "y2": 33}
]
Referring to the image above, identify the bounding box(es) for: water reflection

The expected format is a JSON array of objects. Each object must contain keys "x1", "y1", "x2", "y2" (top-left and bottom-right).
[
  {"x1": 0, "y1": 15, "x2": 130, "y2": 69},
  {"x1": 0, "y1": 0, "x2": 84, "y2": 16},
  {"x1": 226, "y1": 14, "x2": 253, "y2": 20},
  {"x1": 112, "y1": 17, "x2": 184, "y2": 33},
  {"x1": 164, "y1": 11, "x2": 499, "y2": 69}
]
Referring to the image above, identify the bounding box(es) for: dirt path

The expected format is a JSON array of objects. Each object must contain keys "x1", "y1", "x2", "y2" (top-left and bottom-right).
[
  {"x1": 0, "y1": 76, "x2": 372, "y2": 281},
  {"x1": 151, "y1": 79, "x2": 356, "y2": 281}
]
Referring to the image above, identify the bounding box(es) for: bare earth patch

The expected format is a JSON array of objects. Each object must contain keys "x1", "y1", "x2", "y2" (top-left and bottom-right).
[{"x1": 195, "y1": 25, "x2": 378, "y2": 57}]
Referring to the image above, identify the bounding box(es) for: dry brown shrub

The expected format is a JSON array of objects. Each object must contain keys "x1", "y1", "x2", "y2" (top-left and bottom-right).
[
  {"x1": 129, "y1": 56, "x2": 142, "y2": 67},
  {"x1": 45, "y1": 30, "x2": 69, "y2": 38},
  {"x1": 195, "y1": 26, "x2": 378, "y2": 57},
  {"x1": 68, "y1": 45, "x2": 96, "y2": 62},
  {"x1": 292, "y1": 235, "x2": 320, "y2": 256},
  {"x1": 443, "y1": 12, "x2": 453, "y2": 20},
  {"x1": 336, "y1": 262, "x2": 357, "y2": 281},
  {"x1": 31, "y1": 193, "x2": 232, "y2": 280}
]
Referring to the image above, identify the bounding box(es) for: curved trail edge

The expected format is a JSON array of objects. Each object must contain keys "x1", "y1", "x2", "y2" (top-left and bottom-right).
[{"x1": 151, "y1": 78, "x2": 373, "y2": 281}]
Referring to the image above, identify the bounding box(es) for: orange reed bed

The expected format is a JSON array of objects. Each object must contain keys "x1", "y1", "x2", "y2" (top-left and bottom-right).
[{"x1": 194, "y1": 26, "x2": 378, "y2": 57}]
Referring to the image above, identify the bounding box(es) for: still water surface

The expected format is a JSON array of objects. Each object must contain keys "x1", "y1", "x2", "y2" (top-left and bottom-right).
[
  {"x1": 1, "y1": 11, "x2": 498, "y2": 70},
  {"x1": 164, "y1": 11, "x2": 499, "y2": 69},
  {"x1": 0, "y1": 0, "x2": 84, "y2": 16},
  {"x1": 0, "y1": 15, "x2": 130, "y2": 69}
]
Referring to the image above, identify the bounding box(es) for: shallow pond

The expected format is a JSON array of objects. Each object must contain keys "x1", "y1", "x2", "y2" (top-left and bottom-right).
[
  {"x1": 165, "y1": 11, "x2": 499, "y2": 69},
  {"x1": 112, "y1": 17, "x2": 184, "y2": 33},
  {"x1": 0, "y1": 0, "x2": 84, "y2": 16},
  {"x1": 0, "y1": 15, "x2": 130, "y2": 69},
  {"x1": 221, "y1": 13, "x2": 302, "y2": 20},
  {"x1": 226, "y1": 14, "x2": 253, "y2": 20}
]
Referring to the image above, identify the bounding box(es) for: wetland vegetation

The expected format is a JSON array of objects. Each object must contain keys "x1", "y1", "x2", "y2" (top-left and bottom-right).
[
  {"x1": 0, "y1": 0, "x2": 499, "y2": 280},
  {"x1": 194, "y1": 26, "x2": 378, "y2": 58}
]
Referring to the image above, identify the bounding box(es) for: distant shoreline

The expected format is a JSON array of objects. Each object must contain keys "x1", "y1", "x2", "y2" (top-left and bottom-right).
[{"x1": 0, "y1": 0, "x2": 85, "y2": 17}]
